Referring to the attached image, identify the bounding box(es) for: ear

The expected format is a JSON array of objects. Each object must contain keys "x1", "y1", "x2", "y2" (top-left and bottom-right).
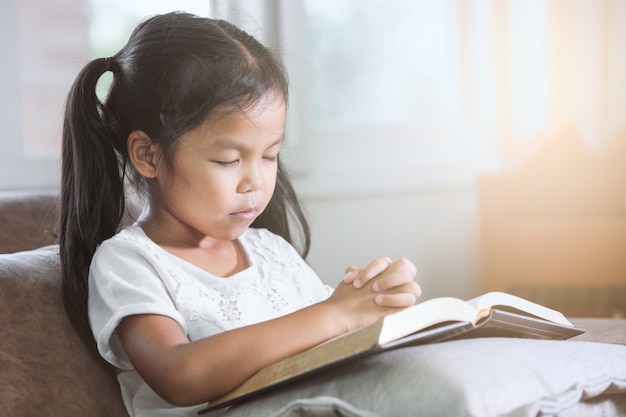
[{"x1": 128, "y1": 131, "x2": 160, "y2": 179}]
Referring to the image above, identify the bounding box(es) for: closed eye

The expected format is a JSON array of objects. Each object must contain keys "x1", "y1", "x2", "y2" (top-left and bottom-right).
[{"x1": 214, "y1": 160, "x2": 239, "y2": 167}]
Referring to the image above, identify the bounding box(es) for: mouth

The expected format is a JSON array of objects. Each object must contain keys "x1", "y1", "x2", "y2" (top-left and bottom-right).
[{"x1": 230, "y1": 207, "x2": 258, "y2": 222}]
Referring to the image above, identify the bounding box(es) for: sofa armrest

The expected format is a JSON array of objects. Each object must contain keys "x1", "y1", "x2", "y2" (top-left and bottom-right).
[
  {"x1": 0, "y1": 190, "x2": 59, "y2": 253},
  {"x1": 0, "y1": 246, "x2": 128, "y2": 416}
]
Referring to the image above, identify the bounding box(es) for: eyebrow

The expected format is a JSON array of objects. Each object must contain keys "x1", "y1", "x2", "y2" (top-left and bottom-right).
[{"x1": 212, "y1": 135, "x2": 284, "y2": 151}]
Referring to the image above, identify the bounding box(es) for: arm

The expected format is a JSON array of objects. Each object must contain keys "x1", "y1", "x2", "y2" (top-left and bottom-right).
[{"x1": 117, "y1": 258, "x2": 419, "y2": 406}]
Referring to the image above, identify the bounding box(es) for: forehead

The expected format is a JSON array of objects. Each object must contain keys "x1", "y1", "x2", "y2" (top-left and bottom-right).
[
  {"x1": 180, "y1": 96, "x2": 286, "y2": 149},
  {"x1": 209, "y1": 95, "x2": 286, "y2": 129}
]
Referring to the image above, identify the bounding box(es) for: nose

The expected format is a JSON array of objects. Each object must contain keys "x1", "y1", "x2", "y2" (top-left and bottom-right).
[{"x1": 238, "y1": 163, "x2": 263, "y2": 193}]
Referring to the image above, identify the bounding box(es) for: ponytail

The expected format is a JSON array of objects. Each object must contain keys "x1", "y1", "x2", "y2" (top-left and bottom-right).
[{"x1": 60, "y1": 57, "x2": 126, "y2": 360}]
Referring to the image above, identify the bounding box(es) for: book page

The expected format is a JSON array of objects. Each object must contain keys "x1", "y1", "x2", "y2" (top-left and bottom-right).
[
  {"x1": 466, "y1": 292, "x2": 572, "y2": 325},
  {"x1": 378, "y1": 297, "x2": 478, "y2": 344}
]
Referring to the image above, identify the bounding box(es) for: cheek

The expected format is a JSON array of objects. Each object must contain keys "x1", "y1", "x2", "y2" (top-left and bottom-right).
[
  {"x1": 267, "y1": 166, "x2": 279, "y2": 190},
  {"x1": 267, "y1": 179, "x2": 277, "y2": 197},
  {"x1": 258, "y1": 169, "x2": 277, "y2": 202},
  {"x1": 204, "y1": 175, "x2": 237, "y2": 198}
]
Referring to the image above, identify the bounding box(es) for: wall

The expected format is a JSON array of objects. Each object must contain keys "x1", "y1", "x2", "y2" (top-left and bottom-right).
[{"x1": 302, "y1": 185, "x2": 482, "y2": 300}]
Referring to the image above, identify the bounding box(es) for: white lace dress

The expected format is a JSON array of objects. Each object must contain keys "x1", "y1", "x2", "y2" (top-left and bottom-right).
[{"x1": 88, "y1": 225, "x2": 334, "y2": 417}]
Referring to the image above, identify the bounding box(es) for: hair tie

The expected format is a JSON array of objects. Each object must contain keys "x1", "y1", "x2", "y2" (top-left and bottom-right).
[{"x1": 104, "y1": 57, "x2": 113, "y2": 72}]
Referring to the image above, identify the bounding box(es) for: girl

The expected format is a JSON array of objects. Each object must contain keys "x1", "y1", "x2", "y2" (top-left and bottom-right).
[{"x1": 59, "y1": 12, "x2": 421, "y2": 417}]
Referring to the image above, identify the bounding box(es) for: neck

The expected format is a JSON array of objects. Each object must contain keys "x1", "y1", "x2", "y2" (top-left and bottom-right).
[{"x1": 140, "y1": 223, "x2": 249, "y2": 277}]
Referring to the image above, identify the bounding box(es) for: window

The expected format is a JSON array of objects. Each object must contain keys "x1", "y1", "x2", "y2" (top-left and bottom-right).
[
  {"x1": 88, "y1": 0, "x2": 210, "y2": 57},
  {"x1": 292, "y1": 0, "x2": 509, "y2": 196},
  {"x1": 5, "y1": 0, "x2": 624, "y2": 193},
  {"x1": 1, "y1": 0, "x2": 88, "y2": 189},
  {"x1": 0, "y1": 0, "x2": 210, "y2": 190}
]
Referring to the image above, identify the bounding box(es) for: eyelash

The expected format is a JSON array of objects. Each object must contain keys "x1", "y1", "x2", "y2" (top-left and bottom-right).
[
  {"x1": 214, "y1": 156, "x2": 277, "y2": 167},
  {"x1": 216, "y1": 160, "x2": 239, "y2": 167}
]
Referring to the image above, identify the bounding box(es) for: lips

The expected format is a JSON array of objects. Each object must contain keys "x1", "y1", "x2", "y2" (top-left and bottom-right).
[{"x1": 230, "y1": 207, "x2": 258, "y2": 221}]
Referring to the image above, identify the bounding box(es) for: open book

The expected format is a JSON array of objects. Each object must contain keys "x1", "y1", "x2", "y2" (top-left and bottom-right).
[{"x1": 200, "y1": 291, "x2": 585, "y2": 413}]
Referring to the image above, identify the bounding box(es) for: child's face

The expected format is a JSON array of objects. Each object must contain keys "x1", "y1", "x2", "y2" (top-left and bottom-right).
[{"x1": 151, "y1": 95, "x2": 285, "y2": 244}]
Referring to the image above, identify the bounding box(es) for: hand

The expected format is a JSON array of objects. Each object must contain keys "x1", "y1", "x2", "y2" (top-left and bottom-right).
[
  {"x1": 343, "y1": 257, "x2": 421, "y2": 305},
  {"x1": 327, "y1": 257, "x2": 421, "y2": 331},
  {"x1": 343, "y1": 256, "x2": 392, "y2": 289}
]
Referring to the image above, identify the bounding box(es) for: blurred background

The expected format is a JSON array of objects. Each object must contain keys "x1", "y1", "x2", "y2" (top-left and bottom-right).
[{"x1": 1, "y1": 0, "x2": 625, "y2": 316}]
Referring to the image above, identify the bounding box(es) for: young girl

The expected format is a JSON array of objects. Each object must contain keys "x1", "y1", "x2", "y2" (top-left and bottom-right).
[{"x1": 59, "y1": 12, "x2": 421, "y2": 417}]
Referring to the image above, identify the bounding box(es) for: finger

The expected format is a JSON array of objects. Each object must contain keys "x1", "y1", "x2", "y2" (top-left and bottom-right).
[
  {"x1": 343, "y1": 266, "x2": 360, "y2": 284},
  {"x1": 395, "y1": 257, "x2": 417, "y2": 276},
  {"x1": 377, "y1": 280, "x2": 422, "y2": 301},
  {"x1": 371, "y1": 258, "x2": 417, "y2": 292},
  {"x1": 406, "y1": 280, "x2": 422, "y2": 299},
  {"x1": 353, "y1": 257, "x2": 392, "y2": 288},
  {"x1": 372, "y1": 271, "x2": 413, "y2": 292},
  {"x1": 411, "y1": 281, "x2": 422, "y2": 299},
  {"x1": 374, "y1": 292, "x2": 418, "y2": 308}
]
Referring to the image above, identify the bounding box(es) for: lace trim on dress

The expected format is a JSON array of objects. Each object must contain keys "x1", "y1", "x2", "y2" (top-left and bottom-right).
[{"x1": 116, "y1": 227, "x2": 318, "y2": 333}]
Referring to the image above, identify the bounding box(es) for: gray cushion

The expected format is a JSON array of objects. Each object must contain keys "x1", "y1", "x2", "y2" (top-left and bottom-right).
[{"x1": 218, "y1": 337, "x2": 626, "y2": 417}]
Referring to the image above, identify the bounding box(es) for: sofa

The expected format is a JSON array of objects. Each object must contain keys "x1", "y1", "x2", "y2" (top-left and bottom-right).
[
  {"x1": 2, "y1": 190, "x2": 626, "y2": 417},
  {"x1": 0, "y1": 190, "x2": 127, "y2": 416}
]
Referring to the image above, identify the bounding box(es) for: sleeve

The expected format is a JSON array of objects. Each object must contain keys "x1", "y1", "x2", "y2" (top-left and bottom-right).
[
  {"x1": 300, "y1": 261, "x2": 335, "y2": 302},
  {"x1": 88, "y1": 237, "x2": 187, "y2": 370}
]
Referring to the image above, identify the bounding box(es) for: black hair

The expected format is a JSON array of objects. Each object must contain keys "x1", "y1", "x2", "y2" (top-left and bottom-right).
[{"x1": 59, "y1": 12, "x2": 310, "y2": 358}]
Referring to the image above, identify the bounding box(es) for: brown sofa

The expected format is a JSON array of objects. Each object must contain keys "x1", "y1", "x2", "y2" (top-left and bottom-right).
[
  {"x1": 1, "y1": 190, "x2": 626, "y2": 417},
  {"x1": 0, "y1": 190, "x2": 128, "y2": 416}
]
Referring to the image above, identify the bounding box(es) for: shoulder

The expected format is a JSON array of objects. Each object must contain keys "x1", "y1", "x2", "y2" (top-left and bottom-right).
[
  {"x1": 96, "y1": 225, "x2": 152, "y2": 252},
  {"x1": 91, "y1": 225, "x2": 160, "y2": 268}
]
